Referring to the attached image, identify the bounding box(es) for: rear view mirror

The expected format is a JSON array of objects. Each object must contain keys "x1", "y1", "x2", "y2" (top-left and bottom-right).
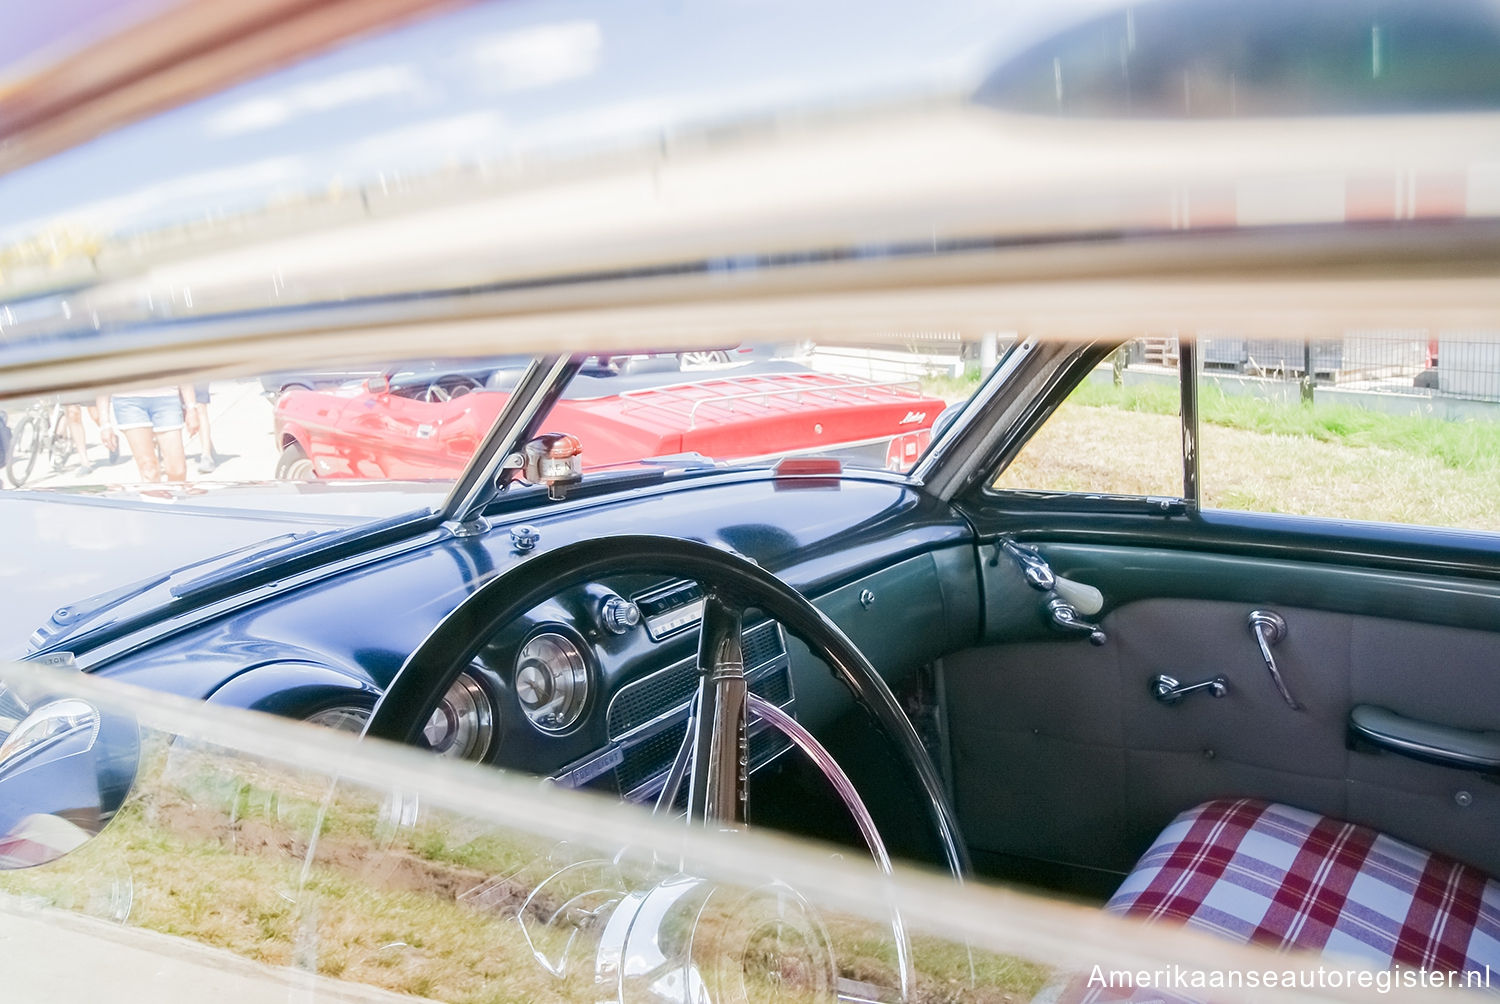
[{"x1": 0, "y1": 690, "x2": 138, "y2": 869}]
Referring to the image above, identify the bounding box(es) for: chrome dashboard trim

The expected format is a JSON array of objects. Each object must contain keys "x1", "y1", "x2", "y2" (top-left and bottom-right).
[{"x1": 604, "y1": 620, "x2": 789, "y2": 743}]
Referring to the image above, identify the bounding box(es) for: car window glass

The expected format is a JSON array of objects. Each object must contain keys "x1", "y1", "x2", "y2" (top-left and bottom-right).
[
  {"x1": 0, "y1": 656, "x2": 1327, "y2": 1004},
  {"x1": 0, "y1": 356, "x2": 526, "y2": 657},
  {"x1": 976, "y1": 0, "x2": 1500, "y2": 118},
  {"x1": 1196, "y1": 332, "x2": 1500, "y2": 530},
  {"x1": 990, "y1": 342, "x2": 1183, "y2": 498}
]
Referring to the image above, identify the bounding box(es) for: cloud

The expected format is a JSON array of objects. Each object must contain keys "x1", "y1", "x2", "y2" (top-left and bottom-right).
[
  {"x1": 204, "y1": 65, "x2": 428, "y2": 137},
  {"x1": 469, "y1": 20, "x2": 602, "y2": 93},
  {"x1": 344, "y1": 111, "x2": 506, "y2": 169}
]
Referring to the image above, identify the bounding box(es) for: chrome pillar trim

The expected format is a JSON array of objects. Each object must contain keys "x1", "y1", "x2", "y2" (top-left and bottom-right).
[
  {"x1": 907, "y1": 336, "x2": 1036, "y2": 492},
  {"x1": 1179, "y1": 335, "x2": 1201, "y2": 508},
  {"x1": 747, "y1": 693, "x2": 915, "y2": 1002},
  {"x1": 1248, "y1": 609, "x2": 1299, "y2": 710},
  {"x1": 687, "y1": 591, "x2": 747, "y2": 828},
  {"x1": 439, "y1": 354, "x2": 575, "y2": 526}
]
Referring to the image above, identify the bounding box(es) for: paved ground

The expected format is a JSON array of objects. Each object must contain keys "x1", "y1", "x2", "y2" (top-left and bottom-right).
[
  {"x1": 0, "y1": 902, "x2": 437, "y2": 1004},
  {"x1": 15, "y1": 379, "x2": 280, "y2": 490}
]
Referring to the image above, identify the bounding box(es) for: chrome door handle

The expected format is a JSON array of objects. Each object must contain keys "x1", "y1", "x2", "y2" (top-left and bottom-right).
[
  {"x1": 1248, "y1": 609, "x2": 1300, "y2": 710},
  {"x1": 1151, "y1": 674, "x2": 1229, "y2": 705}
]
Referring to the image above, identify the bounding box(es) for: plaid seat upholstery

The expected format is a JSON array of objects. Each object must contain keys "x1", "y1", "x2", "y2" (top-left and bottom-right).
[
  {"x1": 1043, "y1": 799, "x2": 1500, "y2": 1003},
  {"x1": 1109, "y1": 798, "x2": 1500, "y2": 973}
]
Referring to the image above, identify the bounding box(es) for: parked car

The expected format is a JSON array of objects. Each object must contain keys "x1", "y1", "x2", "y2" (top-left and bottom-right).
[
  {"x1": 272, "y1": 359, "x2": 943, "y2": 480},
  {"x1": 4, "y1": 0, "x2": 1500, "y2": 1001},
  {"x1": 254, "y1": 347, "x2": 767, "y2": 397}
]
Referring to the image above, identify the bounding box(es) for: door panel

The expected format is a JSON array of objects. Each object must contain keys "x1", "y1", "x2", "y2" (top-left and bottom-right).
[{"x1": 947, "y1": 537, "x2": 1500, "y2": 880}]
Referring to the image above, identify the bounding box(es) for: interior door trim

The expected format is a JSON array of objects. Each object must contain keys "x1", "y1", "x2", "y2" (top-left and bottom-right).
[{"x1": 962, "y1": 504, "x2": 1500, "y2": 584}]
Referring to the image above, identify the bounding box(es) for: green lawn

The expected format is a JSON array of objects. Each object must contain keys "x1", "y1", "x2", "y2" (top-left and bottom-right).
[{"x1": 931, "y1": 366, "x2": 1500, "y2": 531}]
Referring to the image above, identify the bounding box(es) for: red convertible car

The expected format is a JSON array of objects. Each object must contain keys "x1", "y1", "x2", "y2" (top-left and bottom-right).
[{"x1": 272, "y1": 360, "x2": 946, "y2": 480}]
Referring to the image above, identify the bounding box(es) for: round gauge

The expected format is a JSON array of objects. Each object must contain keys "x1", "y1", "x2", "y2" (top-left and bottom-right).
[
  {"x1": 305, "y1": 705, "x2": 371, "y2": 733},
  {"x1": 306, "y1": 671, "x2": 497, "y2": 762},
  {"x1": 420, "y1": 673, "x2": 497, "y2": 760},
  {"x1": 514, "y1": 631, "x2": 590, "y2": 734}
]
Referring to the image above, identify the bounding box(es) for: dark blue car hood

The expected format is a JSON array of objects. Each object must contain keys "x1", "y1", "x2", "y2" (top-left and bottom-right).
[{"x1": 0, "y1": 482, "x2": 445, "y2": 660}]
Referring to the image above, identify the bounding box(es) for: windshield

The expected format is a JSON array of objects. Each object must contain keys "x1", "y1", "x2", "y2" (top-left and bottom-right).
[
  {"x1": 0, "y1": 339, "x2": 996, "y2": 656},
  {"x1": 0, "y1": 355, "x2": 530, "y2": 656},
  {"x1": 528, "y1": 342, "x2": 986, "y2": 483}
]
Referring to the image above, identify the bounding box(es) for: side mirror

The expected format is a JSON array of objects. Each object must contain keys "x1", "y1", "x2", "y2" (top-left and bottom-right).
[
  {"x1": 365, "y1": 371, "x2": 393, "y2": 396},
  {"x1": 0, "y1": 694, "x2": 138, "y2": 868}
]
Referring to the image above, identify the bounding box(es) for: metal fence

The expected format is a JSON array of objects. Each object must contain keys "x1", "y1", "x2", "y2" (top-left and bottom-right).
[{"x1": 1130, "y1": 332, "x2": 1500, "y2": 403}]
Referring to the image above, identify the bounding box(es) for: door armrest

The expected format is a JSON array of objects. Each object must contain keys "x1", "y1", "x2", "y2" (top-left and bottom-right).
[{"x1": 1348, "y1": 704, "x2": 1500, "y2": 775}]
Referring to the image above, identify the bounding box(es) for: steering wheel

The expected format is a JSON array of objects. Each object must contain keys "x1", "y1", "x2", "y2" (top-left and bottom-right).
[
  {"x1": 365, "y1": 535, "x2": 968, "y2": 879},
  {"x1": 424, "y1": 375, "x2": 481, "y2": 403}
]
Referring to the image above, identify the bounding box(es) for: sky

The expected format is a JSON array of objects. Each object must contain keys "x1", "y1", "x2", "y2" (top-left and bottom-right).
[{"x1": 0, "y1": 0, "x2": 1115, "y2": 241}]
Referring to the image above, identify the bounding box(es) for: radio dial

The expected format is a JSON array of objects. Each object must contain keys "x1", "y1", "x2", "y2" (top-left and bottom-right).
[{"x1": 601, "y1": 596, "x2": 641, "y2": 635}]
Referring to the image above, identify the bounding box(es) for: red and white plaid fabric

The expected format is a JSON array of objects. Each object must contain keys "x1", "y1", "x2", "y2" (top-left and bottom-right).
[{"x1": 1046, "y1": 800, "x2": 1500, "y2": 1003}]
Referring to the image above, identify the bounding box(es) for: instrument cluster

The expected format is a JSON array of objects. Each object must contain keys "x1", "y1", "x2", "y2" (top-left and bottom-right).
[{"x1": 442, "y1": 578, "x2": 797, "y2": 804}]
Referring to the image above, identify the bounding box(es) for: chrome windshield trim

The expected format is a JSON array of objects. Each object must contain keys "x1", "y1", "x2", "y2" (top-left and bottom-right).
[
  {"x1": 439, "y1": 354, "x2": 576, "y2": 527},
  {"x1": 906, "y1": 336, "x2": 1037, "y2": 495}
]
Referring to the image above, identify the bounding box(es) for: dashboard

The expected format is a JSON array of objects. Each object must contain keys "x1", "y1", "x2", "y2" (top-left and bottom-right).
[{"x1": 89, "y1": 476, "x2": 982, "y2": 807}]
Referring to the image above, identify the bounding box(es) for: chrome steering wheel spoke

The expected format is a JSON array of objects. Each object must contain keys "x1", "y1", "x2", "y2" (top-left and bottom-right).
[{"x1": 687, "y1": 589, "x2": 749, "y2": 829}]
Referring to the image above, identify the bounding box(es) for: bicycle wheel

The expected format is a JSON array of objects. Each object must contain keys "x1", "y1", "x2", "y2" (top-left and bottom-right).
[
  {"x1": 7, "y1": 417, "x2": 40, "y2": 486},
  {"x1": 48, "y1": 411, "x2": 76, "y2": 471}
]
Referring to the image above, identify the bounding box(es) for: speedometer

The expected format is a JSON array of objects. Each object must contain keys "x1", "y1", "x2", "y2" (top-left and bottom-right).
[{"x1": 514, "y1": 631, "x2": 591, "y2": 734}]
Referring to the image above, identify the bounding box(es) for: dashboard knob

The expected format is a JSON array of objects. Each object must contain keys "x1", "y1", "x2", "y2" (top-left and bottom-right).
[{"x1": 601, "y1": 596, "x2": 641, "y2": 635}]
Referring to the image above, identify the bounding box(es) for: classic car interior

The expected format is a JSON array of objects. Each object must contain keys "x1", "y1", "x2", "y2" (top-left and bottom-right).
[
  {"x1": 40, "y1": 331, "x2": 1495, "y2": 982},
  {"x1": 6, "y1": 0, "x2": 1500, "y2": 993}
]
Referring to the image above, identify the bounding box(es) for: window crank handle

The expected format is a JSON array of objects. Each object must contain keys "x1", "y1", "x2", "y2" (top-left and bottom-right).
[
  {"x1": 1046, "y1": 597, "x2": 1106, "y2": 645},
  {"x1": 1151, "y1": 674, "x2": 1230, "y2": 705}
]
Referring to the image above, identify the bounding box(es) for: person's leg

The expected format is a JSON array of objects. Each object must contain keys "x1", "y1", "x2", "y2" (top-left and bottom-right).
[
  {"x1": 94, "y1": 395, "x2": 119, "y2": 462},
  {"x1": 156, "y1": 429, "x2": 188, "y2": 481},
  {"x1": 122, "y1": 427, "x2": 161, "y2": 481},
  {"x1": 65, "y1": 405, "x2": 90, "y2": 472},
  {"x1": 197, "y1": 407, "x2": 216, "y2": 460},
  {"x1": 147, "y1": 393, "x2": 188, "y2": 481},
  {"x1": 113, "y1": 397, "x2": 159, "y2": 481},
  {"x1": 186, "y1": 384, "x2": 216, "y2": 471}
]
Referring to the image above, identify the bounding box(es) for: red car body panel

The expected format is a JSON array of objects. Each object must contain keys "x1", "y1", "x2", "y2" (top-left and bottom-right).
[{"x1": 274, "y1": 368, "x2": 946, "y2": 480}]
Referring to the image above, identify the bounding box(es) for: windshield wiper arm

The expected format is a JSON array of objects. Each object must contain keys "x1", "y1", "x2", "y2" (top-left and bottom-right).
[
  {"x1": 169, "y1": 508, "x2": 435, "y2": 602},
  {"x1": 30, "y1": 510, "x2": 440, "y2": 657},
  {"x1": 30, "y1": 530, "x2": 313, "y2": 651}
]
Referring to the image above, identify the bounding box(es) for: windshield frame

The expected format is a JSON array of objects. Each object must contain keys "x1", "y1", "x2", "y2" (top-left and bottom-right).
[{"x1": 438, "y1": 353, "x2": 575, "y2": 528}]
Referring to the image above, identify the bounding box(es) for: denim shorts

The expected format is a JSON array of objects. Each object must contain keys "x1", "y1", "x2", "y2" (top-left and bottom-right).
[{"x1": 113, "y1": 394, "x2": 184, "y2": 432}]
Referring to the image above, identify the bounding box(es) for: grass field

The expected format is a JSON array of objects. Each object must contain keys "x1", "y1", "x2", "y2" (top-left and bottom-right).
[
  {"x1": 968, "y1": 373, "x2": 1500, "y2": 531},
  {"x1": 0, "y1": 741, "x2": 1047, "y2": 1004}
]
